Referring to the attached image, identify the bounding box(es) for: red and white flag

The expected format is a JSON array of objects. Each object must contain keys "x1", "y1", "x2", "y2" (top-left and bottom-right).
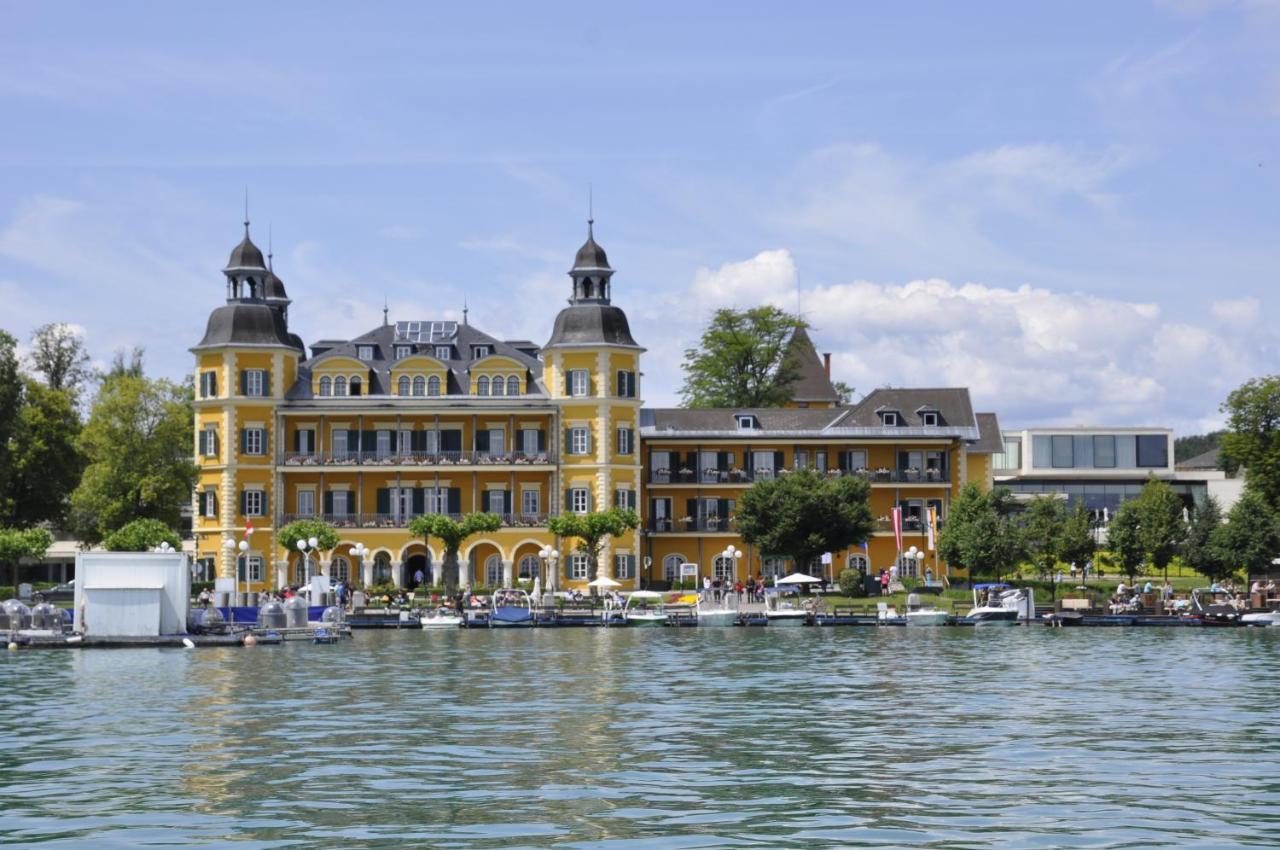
[
  {"x1": 891, "y1": 506, "x2": 903, "y2": 553},
  {"x1": 244, "y1": 518, "x2": 254, "y2": 539},
  {"x1": 927, "y1": 507, "x2": 938, "y2": 552}
]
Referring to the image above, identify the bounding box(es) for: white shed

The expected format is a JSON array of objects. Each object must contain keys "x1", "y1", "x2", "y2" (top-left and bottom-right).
[{"x1": 74, "y1": 552, "x2": 191, "y2": 637}]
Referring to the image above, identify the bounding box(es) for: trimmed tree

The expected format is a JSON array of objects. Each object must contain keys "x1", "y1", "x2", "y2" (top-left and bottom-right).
[
  {"x1": 0, "y1": 526, "x2": 53, "y2": 597},
  {"x1": 548, "y1": 508, "x2": 641, "y2": 587},
  {"x1": 680, "y1": 306, "x2": 807, "y2": 408},
  {"x1": 278, "y1": 518, "x2": 341, "y2": 583},
  {"x1": 735, "y1": 469, "x2": 873, "y2": 575},
  {"x1": 103, "y1": 518, "x2": 181, "y2": 552},
  {"x1": 408, "y1": 513, "x2": 502, "y2": 592}
]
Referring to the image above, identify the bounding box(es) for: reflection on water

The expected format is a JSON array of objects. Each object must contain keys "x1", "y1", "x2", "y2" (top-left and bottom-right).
[{"x1": 3, "y1": 628, "x2": 1279, "y2": 848}]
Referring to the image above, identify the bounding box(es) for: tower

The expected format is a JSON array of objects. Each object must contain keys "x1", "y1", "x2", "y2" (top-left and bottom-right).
[
  {"x1": 191, "y1": 219, "x2": 303, "y2": 596},
  {"x1": 543, "y1": 219, "x2": 645, "y2": 587}
]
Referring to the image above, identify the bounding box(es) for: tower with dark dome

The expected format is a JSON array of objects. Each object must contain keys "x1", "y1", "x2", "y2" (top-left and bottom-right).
[{"x1": 543, "y1": 219, "x2": 645, "y2": 588}]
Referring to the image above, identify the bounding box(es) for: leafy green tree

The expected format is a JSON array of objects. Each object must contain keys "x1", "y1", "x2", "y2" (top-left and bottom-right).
[
  {"x1": 736, "y1": 469, "x2": 873, "y2": 574},
  {"x1": 0, "y1": 526, "x2": 53, "y2": 597},
  {"x1": 28, "y1": 323, "x2": 91, "y2": 396},
  {"x1": 548, "y1": 508, "x2": 641, "y2": 586},
  {"x1": 1134, "y1": 477, "x2": 1186, "y2": 579},
  {"x1": 1220, "y1": 376, "x2": 1280, "y2": 507},
  {"x1": 1174, "y1": 431, "x2": 1224, "y2": 465},
  {"x1": 1, "y1": 379, "x2": 83, "y2": 529},
  {"x1": 1213, "y1": 487, "x2": 1280, "y2": 579},
  {"x1": 680, "y1": 306, "x2": 806, "y2": 408},
  {"x1": 0, "y1": 331, "x2": 23, "y2": 520},
  {"x1": 278, "y1": 519, "x2": 340, "y2": 554},
  {"x1": 1184, "y1": 496, "x2": 1232, "y2": 582},
  {"x1": 1023, "y1": 496, "x2": 1066, "y2": 581},
  {"x1": 937, "y1": 483, "x2": 1025, "y2": 581},
  {"x1": 103, "y1": 518, "x2": 181, "y2": 552},
  {"x1": 1106, "y1": 502, "x2": 1145, "y2": 583},
  {"x1": 837, "y1": 567, "x2": 865, "y2": 597},
  {"x1": 408, "y1": 513, "x2": 503, "y2": 592},
  {"x1": 69, "y1": 372, "x2": 196, "y2": 544},
  {"x1": 1057, "y1": 502, "x2": 1098, "y2": 576}
]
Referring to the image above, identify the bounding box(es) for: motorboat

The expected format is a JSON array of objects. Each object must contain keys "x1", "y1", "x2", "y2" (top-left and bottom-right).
[
  {"x1": 903, "y1": 591, "x2": 948, "y2": 626},
  {"x1": 696, "y1": 595, "x2": 739, "y2": 627},
  {"x1": 420, "y1": 606, "x2": 464, "y2": 630},
  {"x1": 964, "y1": 583, "x2": 1033, "y2": 626},
  {"x1": 1189, "y1": 589, "x2": 1240, "y2": 626},
  {"x1": 1042, "y1": 610, "x2": 1084, "y2": 627},
  {"x1": 489, "y1": 589, "x2": 534, "y2": 628},
  {"x1": 1241, "y1": 609, "x2": 1280, "y2": 627},
  {"x1": 623, "y1": 590, "x2": 669, "y2": 627},
  {"x1": 763, "y1": 589, "x2": 808, "y2": 627}
]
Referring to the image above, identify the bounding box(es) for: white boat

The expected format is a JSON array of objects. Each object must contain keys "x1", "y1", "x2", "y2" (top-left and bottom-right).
[
  {"x1": 420, "y1": 607, "x2": 463, "y2": 630},
  {"x1": 489, "y1": 589, "x2": 534, "y2": 628},
  {"x1": 696, "y1": 595, "x2": 739, "y2": 627},
  {"x1": 965, "y1": 583, "x2": 1033, "y2": 626},
  {"x1": 1241, "y1": 609, "x2": 1280, "y2": 626},
  {"x1": 904, "y1": 608, "x2": 949, "y2": 626},
  {"x1": 623, "y1": 590, "x2": 669, "y2": 627},
  {"x1": 763, "y1": 590, "x2": 808, "y2": 627}
]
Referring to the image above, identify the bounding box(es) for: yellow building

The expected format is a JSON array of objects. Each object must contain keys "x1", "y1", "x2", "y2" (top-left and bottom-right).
[{"x1": 192, "y1": 217, "x2": 1001, "y2": 594}]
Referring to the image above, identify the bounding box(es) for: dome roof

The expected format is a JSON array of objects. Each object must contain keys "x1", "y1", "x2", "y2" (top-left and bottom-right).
[
  {"x1": 194, "y1": 302, "x2": 294, "y2": 349},
  {"x1": 572, "y1": 230, "x2": 611, "y2": 271},
  {"x1": 263, "y1": 269, "x2": 289, "y2": 301},
  {"x1": 226, "y1": 232, "x2": 267, "y2": 271},
  {"x1": 545, "y1": 304, "x2": 639, "y2": 349}
]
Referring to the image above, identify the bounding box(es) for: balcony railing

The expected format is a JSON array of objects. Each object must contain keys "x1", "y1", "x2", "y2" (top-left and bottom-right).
[
  {"x1": 649, "y1": 467, "x2": 950, "y2": 485},
  {"x1": 873, "y1": 516, "x2": 946, "y2": 533},
  {"x1": 281, "y1": 450, "x2": 554, "y2": 467},
  {"x1": 648, "y1": 516, "x2": 738, "y2": 533},
  {"x1": 279, "y1": 512, "x2": 548, "y2": 529}
]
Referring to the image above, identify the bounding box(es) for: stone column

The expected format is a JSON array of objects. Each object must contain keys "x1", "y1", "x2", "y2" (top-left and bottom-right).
[
  {"x1": 361, "y1": 558, "x2": 373, "y2": 588},
  {"x1": 430, "y1": 556, "x2": 442, "y2": 587},
  {"x1": 392, "y1": 561, "x2": 403, "y2": 588},
  {"x1": 502, "y1": 559, "x2": 514, "y2": 588}
]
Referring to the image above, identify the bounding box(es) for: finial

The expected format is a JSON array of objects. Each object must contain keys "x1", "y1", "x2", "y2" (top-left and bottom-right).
[
  {"x1": 383, "y1": 296, "x2": 389, "y2": 327},
  {"x1": 243, "y1": 186, "x2": 250, "y2": 235},
  {"x1": 462, "y1": 296, "x2": 469, "y2": 326},
  {"x1": 587, "y1": 183, "x2": 594, "y2": 238},
  {"x1": 267, "y1": 223, "x2": 274, "y2": 270}
]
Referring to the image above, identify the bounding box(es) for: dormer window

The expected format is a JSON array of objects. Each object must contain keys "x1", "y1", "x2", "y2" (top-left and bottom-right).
[
  {"x1": 881, "y1": 411, "x2": 899, "y2": 426},
  {"x1": 736, "y1": 415, "x2": 758, "y2": 431},
  {"x1": 435, "y1": 345, "x2": 451, "y2": 360},
  {"x1": 471, "y1": 345, "x2": 491, "y2": 359},
  {"x1": 395, "y1": 345, "x2": 412, "y2": 360},
  {"x1": 357, "y1": 345, "x2": 374, "y2": 361},
  {"x1": 921, "y1": 412, "x2": 939, "y2": 427}
]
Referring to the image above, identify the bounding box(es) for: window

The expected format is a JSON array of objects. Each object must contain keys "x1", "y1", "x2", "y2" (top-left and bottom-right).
[
  {"x1": 570, "y1": 488, "x2": 590, "y2": 514},
  {"x1": 518, "y1": 554, "x2": 540, "y2": 580},
  {"x1": 398, "y1": 429, "x2": 413, "y2": 457},
  {"x1": 202, "y1": 490, "x2": 217, "y2": 518},
  {"x1": 1136, "y1": 435, "x2": 1168, "y2": 468},
  {"x1": 331, "y1": 490, "x2": 350, "y2": 517},
  {"x1": 714, "y1": 556, "x2": 734, "y2": 580},
  {"x1": 881, "y1": 411, "x2": 899, "y2": 426},
  {"x1": 1093, "y1": 435, "x2": 1116, "y2": 468},
  {"x1": 614, "y1": 554, "x2": 635, "y2": 579},
  {"x1": 428, "y1": 376, "x2": 441, "y2": 396},
  {"x1": 521, "y1": 489, "x2": 540, "y2": 517},
  {"x1": 520, "y1": 428, "x2": 540, "y2": 456},
  {"x1": 395, "y1": 345, "x2": 411, "y2": 360},
  {"x1": 358, "y1": 345, "x2": 374, "y2": 361},
  {"x1": 334, "y1": 376, "x2": 347, "y2": 396},
  {"x1": 291, "y1": 427, "x2": 312, "y2": 455},
  {"x1": 569, "y1": 427, "x2": 590, "y2": 455},
  {"x1": 569, "y1": 369, "x2": 589, "y2": 397},
  {"x1": 332, "y1": 429, "x2": 349, "y2": 459},
  {"x1": 297, "y1": 490, "x2": 315, "y2": 516},
  {"x1": 477, "y1": 376, "x2": 489, "y2": 396},
  {"x1": 922, "y1": 411, "x2": 939, "y2": 426},
  {"x1": 423, "y1": 487, "x2": 447, "y2": 514},
  {"x1": 506, "y1": 376, "x2": 520, "y2": 396},
  {"x1": 349, "y1": 376, "x2": 362, "y2": 396},
  {"x1": 663, "y1": 554, "x2": 683, "y2": 582},
  {"x1": 319, "y1": 376, "x2": 332, "y2": 396},
  {"x1": 373, "y1": 552, "x2": 392, "y2": 584},
  {"x1": 485, "y1": 554, "x2": 503, "y2": 586},
  {"x1": 200, "y1": 371, "x2": 218, "y2": 398},
  {"x1": 403, "y1": 376, "x2": 419, "y2": 396},
  {"x1": 568, "y1": 553, "x2": 591, "y2": 580},
  {"x1": 239, "y1": 555, "x2": 263, "y2": 583},
  {"x1": 423, "y1": 430, "x2": 440, "y2": 455},
  {"x1": 244, "y1": 489, "x2": 264, "y2": 517},
  {"x1": 736, "y1": 415, "x2": 757, "y2": 431},
  {"x1": 843, "y1": 450, "x2": 868, "y2": 471},
  {"x1": 615, "y1": 488, "x2": 635, "y2": 510},
  {"x1": 200, "y1": 426, "x2": 218, "y2": 458},
  {"x1": 390, "y1": 487, "x2": 412, "y2": 521},
  {"x1": 398, "y1": 376, "x2": 410, "y2": 396},
  {"x1": 435, "y1": 345, "x2": 451, "y2": 360},
  {"x1": 794, "y1": 450, "x2": 809, "y2": 470},
  {"x1": 1051, "y1": 435, "x2": 1074, "y2": 468},
  {"x1": 331, "y1": 556, "x2": 350, "y2": 582},
  {"x1": 616, "y1": 426, "x2": 634, "y2": 455},
  {"x1": 243, "y1": 427, "x2": 264, "y2": 456},
  {"x1": 243, "y1": 369, "x2": 266, "y2": 397},
  {"x1": 491, "y1": 375, "x2": 505, "y2": 396},
  {"x1": 815, "y1": 451, "x2": 828, "y2": 472},
  {"x1": 752, "y1": 450, "x2": 775, "y2": 478},
  {"x1": 487, "y1": 490, "x2": 506, "y2": 514},
  {"x1": 376, "y1": 430, "x2": 392, "y2": 459},
  {"x1": 616, "y1": 370, "x2": 636, "y2": 398},
  {"x1": 762, "y1": 557, "x2": 787, "y2": 578},
  {"x1": 994, "y1": 438, "x2": 1022, "y2": 471},
  {"x1": 472, "y1": 345, "x2": 491, "y2": 359}
]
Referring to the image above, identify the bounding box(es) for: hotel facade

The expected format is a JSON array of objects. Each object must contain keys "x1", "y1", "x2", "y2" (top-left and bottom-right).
[{"x1": 192, "y1": 221, "x2": 1002, "y2": 592}]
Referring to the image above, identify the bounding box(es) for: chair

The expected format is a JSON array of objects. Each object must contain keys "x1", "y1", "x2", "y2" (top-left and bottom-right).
[{"x1": 876, "y1": 602, "x2": 898, "y2": 622}]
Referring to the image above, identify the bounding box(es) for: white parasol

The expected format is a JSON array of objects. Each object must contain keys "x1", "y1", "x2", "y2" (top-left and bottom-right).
[
  {"x1": 587, "y1": 576, "x2": 622, "y2": 588},
  {"x1": 775, "y1": 572, "x2": 824, "y2": 585}
]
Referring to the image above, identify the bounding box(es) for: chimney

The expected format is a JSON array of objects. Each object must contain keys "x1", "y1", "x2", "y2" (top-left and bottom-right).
[{"x1": 823, "y1": 352, "x2": 831, "y2": 379}]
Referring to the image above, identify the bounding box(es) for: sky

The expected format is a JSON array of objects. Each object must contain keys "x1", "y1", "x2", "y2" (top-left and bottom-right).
[{"x1": 1, "y1": 0, "x2": 1278, "y2": 435}]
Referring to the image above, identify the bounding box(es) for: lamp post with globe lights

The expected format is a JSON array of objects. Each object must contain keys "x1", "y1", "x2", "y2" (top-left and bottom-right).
[
  {"x1": 539, "y1": 546, "x2": 560, "y2": 594},
  {"x1": 296, "y1": 536, "x2": 320, "y2": 600},
  {"x1": 351, "y1": 542, "x2": 369, "y2": 589},
  {"x1": 719, "y1": 546, "x2": 744, "y2": 601}
]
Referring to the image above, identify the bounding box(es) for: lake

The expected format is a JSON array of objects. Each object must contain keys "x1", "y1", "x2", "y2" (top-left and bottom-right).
[{"x1": 2, "y1": 627, "x2": 1278, "y2": 848}]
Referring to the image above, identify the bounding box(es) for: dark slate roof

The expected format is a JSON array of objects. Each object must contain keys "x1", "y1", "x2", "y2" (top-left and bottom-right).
[
  {"x1": 194, "y1": 302, "x2": 294, "y2": 349},
  {"x1": 1177, "y1": 448, "x2": 1221, "y2": 470},
  {"x1": 572, "y1": 227, "x2": 611, "y2": 271},
  {"x1": 263, "y1": 269, "x2": 288, "y2": 301},
  {"x1": 837, "y1": 388, "x2": 977, "y2": 430},
  {"x1": 287, "y1": 320, "x2": 548, "y2": 399},
  {"x1": 780, "y1": 326, "x2": 840, "y2": 403},
  {"x1": 642, "y1": 407, "x2": 845, "y2": 434},
  {"x1": 544, "y1": 304, "x2": 639, "y2": 349},
  {"x1": 970, "y1": 412, "x2": 1004, "y2": 453},
  {"x1": 225, "y1": 231, "x2": 267, "y2": 270},
  {"x1": 285, "y1": 332, "x2": 306, "y2": 354}
]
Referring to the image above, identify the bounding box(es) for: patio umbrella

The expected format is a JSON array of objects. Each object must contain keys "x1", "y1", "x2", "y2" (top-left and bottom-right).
[
  {"x1": 531, "y1": 576, "x2": 541, "y2": 604},
  {"x1": 587, "y1": 576, "x2": 622, "y2": 588},
  {"x1": 776, "y1": 572, "x2": 824, "y2": 585}
]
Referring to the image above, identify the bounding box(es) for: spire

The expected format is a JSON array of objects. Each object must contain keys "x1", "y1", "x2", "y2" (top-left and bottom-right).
[
  {"x1": 267, "y1": 223, "x2": 273, "y2": 270},
  {"x1": 588, "y1": 182, "x2": 594, "y2": 240},
  {"x1": 243, "y1": 186, "x2": 250, "y2": 237},
  {"x1": 462, "y1": 296, "x2": 469, "y2": 326},
  {"x1": 382, "y1": 297, "x2": 389, "y2": 327}
]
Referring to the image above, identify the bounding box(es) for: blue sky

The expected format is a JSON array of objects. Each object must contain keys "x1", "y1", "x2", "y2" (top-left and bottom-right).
[{"x1": 1, "y1": 1, "x2": 1277, "y2": 433}]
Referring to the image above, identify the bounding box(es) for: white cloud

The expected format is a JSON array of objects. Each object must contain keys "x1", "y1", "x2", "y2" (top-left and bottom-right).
[
  {"x1": 1210, "y1": 296, "x2": 1261, "y2": 324},
  {"x1": 688, "y1": 249, "x2": 798, "y2": 311}
]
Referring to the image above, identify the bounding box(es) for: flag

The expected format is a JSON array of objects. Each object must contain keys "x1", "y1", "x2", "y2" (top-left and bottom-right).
[
  {"x1": 891, "y1": 506, "x2": 903, "y2": 553},
  {"x1": 927, "y1": 507, "x2": 938, "y2": 551},
  {"x1": 244, "y1": 518, "x2": 254, "y2": 539}
]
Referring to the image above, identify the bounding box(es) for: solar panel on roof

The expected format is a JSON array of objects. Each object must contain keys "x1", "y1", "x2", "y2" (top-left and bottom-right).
[{"x1": 395, "y1": 321, "x2": 456, "y2": 342}]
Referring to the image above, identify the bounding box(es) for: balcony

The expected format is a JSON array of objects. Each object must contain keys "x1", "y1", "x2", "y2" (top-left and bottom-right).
[
  {"x1": 279, "y1": 512, "x2": 548, "y2": 529},
  {"x1": 647, "y1": 467, "x2": 950, "y2": 485},
  {"x1": 648, "y1": 516, "x2": 737, "y2": 533},
  {"x1": 281, "y1": 450, "x2": 554, "y2": 468},
  {"x1": 873, "y1": 516, "x2": 946, "y2": 533}
]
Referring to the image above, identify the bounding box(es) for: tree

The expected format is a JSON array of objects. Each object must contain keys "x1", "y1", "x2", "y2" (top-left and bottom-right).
[
  {"x1": 0, "y1": 526, "x2": 53, "y2": 596},
  {"x1": 103, "y1": 518, "x2": 181, "y2": 552},
  {"x1": 1107, "y1": 502, "x2": 1145, "y2": 583},
  {"x1": 833, "y1": 380, "x2": 856, "y2": 404},
  {"x1": 1134, "y1": 477, "x2": 1186, "y2": 580},
  {"x1": 101, "y1": 346, "x2": 146, "y2": 381},
  {"x1": 69, "y1": 373, "x2": 196, "y2": 544},
  {"x1": 277, "y1": 519, "x2": 340, "y2": 554},
  {"x1": 680, "y1": 306, "x2": 806, "y2": 408},
  {"x1": 0, "y1": 331, "x2": 23, "y2": 519},
  {"x1": 547, "y1": 508, "x2": 641, "y2": 586},
  {"x1": 1175, "y1": 431, "x2": 1224, "y2": 465},
  {"x1": 1184, "y1": 496, "x2": 1232, "y2": 582},
  {"x1": 408, "y1": 513, "x2": 503, "y2": 592},
  {"x1": 936, "y1": 483, "x2": 1025, "y2": 581},
  {"x1": 1, "y1": 379, "x2": 83, "y2": 529},
  {"x1": 28, "y1": 323, "x2": 91, "y2": 396},
  {"x1": 1220, "y1": 376, "x2": 1280, "y2": 507},
  {"x1": 1023, "y1": 496, "x2": 1066, "y2": 581},
  {"x1": 1057, "y1": 502, "x2": 1098, "y2": 577},
  {"x1": 1213, "y1": 487, "x2": 1280, "y2": 580},
  {"x1": 735, "y1": 469, "x2": 873, "y2": 574}
]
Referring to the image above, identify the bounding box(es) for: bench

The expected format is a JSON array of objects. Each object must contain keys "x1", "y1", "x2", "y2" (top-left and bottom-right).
[{"x1": 1061, "y1": 598, "x2": 1092, "y2": 611}]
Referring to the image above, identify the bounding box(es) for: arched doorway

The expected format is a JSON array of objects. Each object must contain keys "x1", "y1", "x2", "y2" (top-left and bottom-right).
[{"x1": 403, "y1": 552, "x2": 430, "y2": 588}]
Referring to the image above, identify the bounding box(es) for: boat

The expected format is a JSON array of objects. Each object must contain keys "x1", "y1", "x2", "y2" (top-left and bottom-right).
[
  {"x1": 696, "y1": 595, "x2": 739, "y2": 627},
  {"x1": 623, "y1": 590, "x2": 669, "y2": 626},
  {"x1": 1241, "y1": 609, "x2": 1280, "y2": 627},
  {"x1": 489, "y1": 589, "x2": 535, "y2": 628},
  {"x1": 763, "y1": 589, "x2": 808, "y2": 627},
  {"x1": 904, "y1": 607, "x2": 950, "y2": 626},
  {"x1": 420, "y1": 607, "x2": 464, "y2": 630},
  {"x1": 1189, "y1": 589, "x2": 1241, "y2": 626},
  {"x1": 312, "y1": 627, "x2": 340, "y2": 644},
  {"x1": 965, "y1": 583, "x2": 1033, "y2": 626},
  {"x1": 1042, "y1": 610, "x2": 1084, "y2": 627}
]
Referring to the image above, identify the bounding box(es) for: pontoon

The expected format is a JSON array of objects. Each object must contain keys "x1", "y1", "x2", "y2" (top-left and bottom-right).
[{"x1": 489, "y1": 588, "x2": 534, "y2": 628}]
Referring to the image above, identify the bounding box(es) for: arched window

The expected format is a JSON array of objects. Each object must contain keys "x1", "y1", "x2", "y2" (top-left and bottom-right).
[
  {"x1": 349, "y1": 376, "x2": 362, "y2": 396},
  {"x1": 506, "y1": 376, "x2": 520, "y2": 396},
  {"x1": 484, "y1": 554, "x2": 503, "y2": 587},
  {"x1": 412, "y1": 376, "x2": 425, "y2": 396},
  {"x1": 762, "y1": 557, "x2": 787, "y2": 579},
  {"x1": 714, "y1": 556, "x2": 735, "y2": 580},
  {"x1": 333, "y1": 376, "x2": 347, "y2": 396},
  {"x1": 518, "y1": 554, "x2": 540, "y2": 580},
  {"x1": 372, "y1": 552, "x2": 392, "y2": 584},
  {"x1": 293, "y1": 556, "x2": 308, "y2": 584},
  {"x1": 491, "y1": 376, "x2": 505, "y2": 396},
  {"x1": 663, "y1": 554, "x2": 685, "y2": 583},
  {"x1": 319, "y1": 377, "x2": 332, "y2": 396},
  {"x1": 397, "y1": 376, "x2": 410, "y2": 396},
  {"x1": 477, "y1": 376, "x2": 489, "y2": 396},
  {"x1": 847, "y1": 553, "x2": 869, "y2": 575},
  {"x1": 428, "y1": 376, "x2": 441, "y2": 397},
  {"x1": 331, "y1": 556, "x2": 350, "y2": 582}
]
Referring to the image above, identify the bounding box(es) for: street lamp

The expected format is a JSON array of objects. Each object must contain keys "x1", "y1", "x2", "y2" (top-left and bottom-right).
[
  {"x1": 720, "y1": 546, "x2": 743, "y2": 581},
  {"x1": 296, "y1": 535, "x2": 320, "y2": 599},
  {"x1": 351, "y1": 542, "x2": 369, "y2": 588},
  {"x1": 539, "y1": 546, "x2": 560, "y2": 593}
]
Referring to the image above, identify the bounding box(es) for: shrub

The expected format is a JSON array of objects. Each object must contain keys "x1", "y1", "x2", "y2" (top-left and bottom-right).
[
  {"x1": 102, "y1": 518, "x2": 181, "y2": 552},
  {"x1": 838, "y1": 568, "x2": 865, "y2": 597}
]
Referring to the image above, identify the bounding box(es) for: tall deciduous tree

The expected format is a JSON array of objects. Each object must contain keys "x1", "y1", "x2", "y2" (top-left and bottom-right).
[
  {"x1": 28, "y1": 323, "x2": 91, "y2": 396},
  {"x1": 736, "y1": 469, "x2": 873, "y2": 574},
  {"x1": 1213, "y1": 487, "x2": 1280, "y2": 579},
  {"x1": 1134, "y1": 477, "x2": 1186, "y2": 579},
  {"x1": 680, "y1": 306, "x2": 806, "y2": 408},
  {"x1": 1023, "y1": 496, "x2": 1066, "y2": 581},
  {"x1": 2, "y1": 379, "x2": 83, "y2": 528},
  {"x1": 1106, "y1": 502, "x2": 1145, "y2": 583},
  {"x1": 548, "y1": 508, "x2": 641, "y2": 586},
  {"x1": 1184, "y1": 495, "x2": 1231, "y2": 582},
  {"x1": 936, "y1": 483, "x2": 1025, "y2": 581},
  {"x1": 69, "y1": 372, "x2": 196, "y2": 544},
  {"x1": 1057, "y1": 502, "x2": 1098, "y2": 576},
  {"x1": 0, "y1": 526, "x2": 53, "y2": 596},
  {"x1": 408, "y1": 513, "x2": 503, "y2": 592},
  {"x1": 0, "y1": 331, "x2": 23, "y2": 518},
  {"x1": 1220, "y1": 376, "x2": 1280, "y2": 508}
]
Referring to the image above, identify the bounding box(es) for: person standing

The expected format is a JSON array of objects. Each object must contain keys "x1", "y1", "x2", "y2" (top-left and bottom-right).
[{"x1": 413, "y1": 568, "x2": 425, "y2": 587}]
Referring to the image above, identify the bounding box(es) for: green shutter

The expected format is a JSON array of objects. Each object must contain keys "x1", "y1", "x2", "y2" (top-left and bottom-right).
[
  {"x1": 376, "y1": 488, "x2": 390, "y2": 515},
  {"x1": 239, "y1": 491, "x2": 247, "y2": 516},
  {"x1": 448, "y1": 488, "x2": 461, "y2": 514},
  {"x1": 324, "y1": 491, "x2": 334, "y2": 515},
  {"x1": 198, "y1": 430, "x2": 208, "y2": 456},
  {"x1": 239, "y1": 429, "x2": 247, "y2": 454},
  {"x1": 239, "y1": 370, "x2": 247, "y2": 395}
]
